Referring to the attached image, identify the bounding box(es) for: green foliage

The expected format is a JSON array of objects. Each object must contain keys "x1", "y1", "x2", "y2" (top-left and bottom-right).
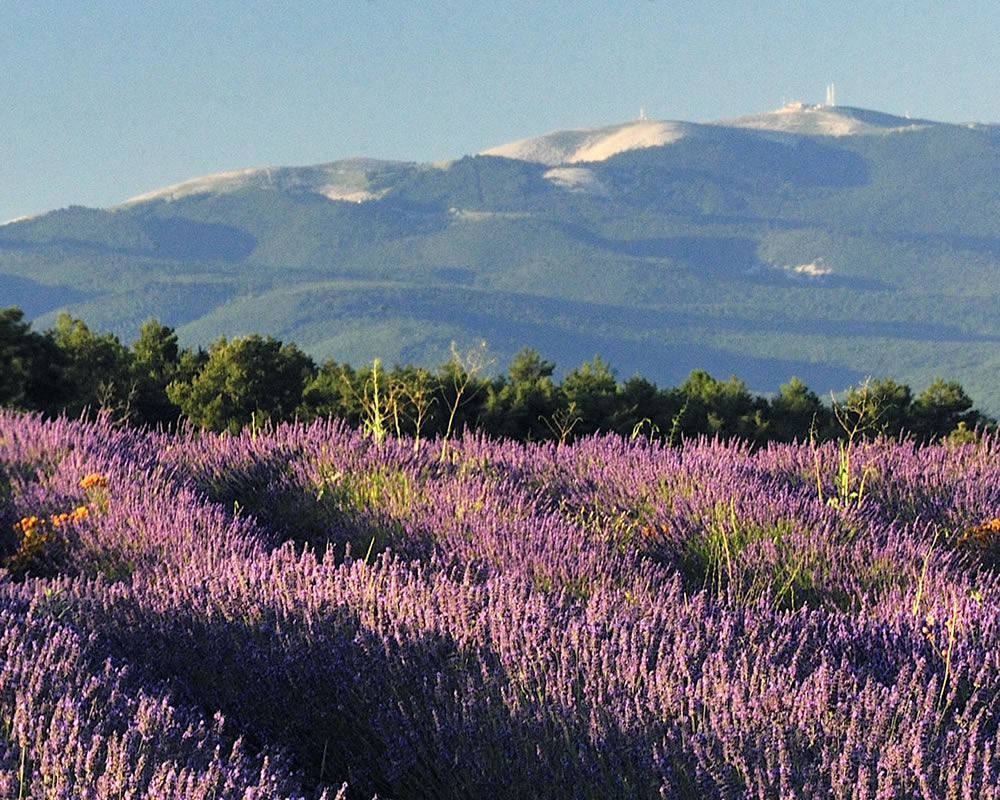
[
  {"x1": 841, "y1": 377, "x2": 913, "y2": 439},
  {"x1": 677, "y1": 369, "x2": 769, "y2": 443},
  {"x1": 0, "y1": 305, "x2": 995, "y2": 447},
  {"x1": 910, "y1": 378, "x2": 989, "y2": 442},
  {"x1": 769, "y1": 377, "x2": 830, "y2": 443},
  {"x1": 129, "y1": 319, "x2": 185, "y2": 427},
  {"x1": 48, "y1": 313, "x2": 133, "y2": 420},
  {"x1": 301, "y1": 361, "x2": 363, "y2": 426},
  {"x1": 561, "y1": 355, "x2": 619, "y2": 438},
  {"x1": 482, "y1": 347, "x2": 563, "y2": 442},
  {"x1": 0, "y1": 307, "x2": 35, "y2": 409},
  {"x1": 166, "y1": 334, "x2": 315, "y2": 433},
  {"x1": 618, "y1": 376, "x2": 681, "y2": 440},
  {"x1": 508, "y1": 346, "x2": 555, "y2": 384},
  {"x1": 0, "y1": 307, "x2": 64, "y2": 413}
]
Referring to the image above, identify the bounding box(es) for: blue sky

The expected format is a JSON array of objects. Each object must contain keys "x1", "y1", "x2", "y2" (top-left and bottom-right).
[{"x1": 3, "y1": 1, "x2": 1000, "y2": 223}]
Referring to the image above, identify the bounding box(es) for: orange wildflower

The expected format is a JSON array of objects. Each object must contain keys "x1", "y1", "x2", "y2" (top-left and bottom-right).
[
  {"x1": 956, "y1": 517, "x2": 1000, "y2": 548},
  {"x1": 49, "y1": 512, "x2": 70, "y2": 529},
  {"x1": 79, "y1": 473, "x2": 108, "y2": 490},
  {"x1": 14, "y1": 516, "x2": 40, "y2": 534}
]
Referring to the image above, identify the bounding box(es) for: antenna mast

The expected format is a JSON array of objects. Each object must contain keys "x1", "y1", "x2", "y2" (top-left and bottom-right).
[{"x1": 825, "y1": 83, "x2": 836, "y2": 106}]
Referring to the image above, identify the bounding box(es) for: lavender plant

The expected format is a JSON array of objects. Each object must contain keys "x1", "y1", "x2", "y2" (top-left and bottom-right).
[{"x1": 2, "y1": 408, "x2": 1000, "y2": 797}]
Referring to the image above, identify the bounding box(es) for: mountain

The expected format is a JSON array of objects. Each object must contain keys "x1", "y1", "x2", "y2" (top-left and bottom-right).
[{"x1": 3, "y1": 102, "x2": 1000, "y2": 413}]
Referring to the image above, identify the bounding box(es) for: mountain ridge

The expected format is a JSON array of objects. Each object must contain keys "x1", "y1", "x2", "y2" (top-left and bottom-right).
[
  {"x1": 3, "y1": 103, "x2": 1000, "y2": 414},
  {"x1": 93, "y1": 104, "x2": 955, "y2": 212}
]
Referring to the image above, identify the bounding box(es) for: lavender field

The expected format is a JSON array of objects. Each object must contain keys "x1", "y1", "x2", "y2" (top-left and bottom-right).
[{"x1": 3, "y1": 409, "x2": 1000, "y2": 798}]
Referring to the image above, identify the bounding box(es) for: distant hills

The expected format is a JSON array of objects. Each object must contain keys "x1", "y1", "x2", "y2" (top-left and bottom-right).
[{"x1": 3, "y1": 102, "x2": 1000, "y2": 413}]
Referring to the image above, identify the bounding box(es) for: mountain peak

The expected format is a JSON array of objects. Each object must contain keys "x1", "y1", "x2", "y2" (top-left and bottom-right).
[
  {"x1": 478, "y1": 104, "x2": 941, "y2": 168},
  {"x1": 713, "y1": 102, "x2": 936, "y2": 136}
]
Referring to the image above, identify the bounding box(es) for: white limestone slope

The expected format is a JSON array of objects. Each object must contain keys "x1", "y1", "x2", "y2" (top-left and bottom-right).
[
  {"x1": 541, "y1": 166, "x2": 609, "y2": 195},
  {"x1": 118, "y1": 167, "x2": 274, "y2": 205},
  {"x1": 480, "y1": 119, "x2": 694, "y2": 166},
  {"x1": 115, "y1": 159, "x2": 401, "y2": 207}
]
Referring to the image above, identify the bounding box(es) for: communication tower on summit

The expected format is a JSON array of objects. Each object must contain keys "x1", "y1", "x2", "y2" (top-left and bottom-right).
[{"x1": 825, "y1": 83, "x2": 836, "y2": 107}]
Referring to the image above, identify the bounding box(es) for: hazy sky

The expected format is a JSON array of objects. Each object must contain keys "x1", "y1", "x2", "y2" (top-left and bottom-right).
[{"x1": 3, "y1": 0, "x2": 1000, "y2": 222}]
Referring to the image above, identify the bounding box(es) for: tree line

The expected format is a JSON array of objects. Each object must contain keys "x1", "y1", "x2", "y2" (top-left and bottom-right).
[{"x1": 1, "y1": 306, "x2": 994, "y2": 445}]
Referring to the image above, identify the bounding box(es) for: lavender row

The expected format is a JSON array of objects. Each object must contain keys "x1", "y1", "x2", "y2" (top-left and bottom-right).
[{"x1": 3, "y1": 409, "x2": 1000, "y2": 797}]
